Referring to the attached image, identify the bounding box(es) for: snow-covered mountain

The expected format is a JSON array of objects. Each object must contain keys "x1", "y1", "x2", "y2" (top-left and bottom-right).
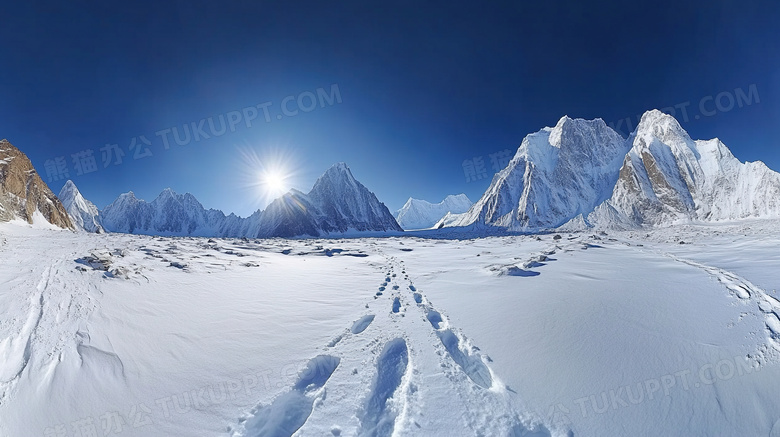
[
  {"x1": 589, "y1": 110, "x2": 780, "y2": 226},
  {"x1": 394, "y1": 194, "x2": 472, "y2": 230},
  {"x1": 100, "y1": 162, "x2": 402, "y2": 238},
  {"x1": 254, "y1": 162, "x2": 402, "y2": 237},
  {"x1": 443, "y1": 110, "x2": 780, "y2": 231},
  {"x1": 58, "y1": 180, "x2": 105, "y2": 233},
  {"x1": 101, "y1": 189, "x2": 230, "y2": 237},
  {"x1": 445, "y1": 116, "x2": 628, "y2": 230},
  {"x1": 0, "y1": 139, "x2": 73, "y2": 229}
]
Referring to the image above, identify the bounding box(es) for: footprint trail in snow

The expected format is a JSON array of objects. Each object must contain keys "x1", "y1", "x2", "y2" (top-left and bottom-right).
[{"x1": 232, "y1": 249, "x2": 556, "y2": 437}]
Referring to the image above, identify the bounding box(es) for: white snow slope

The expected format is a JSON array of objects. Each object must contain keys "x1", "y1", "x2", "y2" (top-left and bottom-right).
[
  {"x1": 58, "y1": 180, "x2": 105, "y2": 233},
  {"x1": 1, "y1": 220, "x2": 780, "y2": 436},
  {"x1": 394, "y1": 194, "x2": 473, "y2": 230}
]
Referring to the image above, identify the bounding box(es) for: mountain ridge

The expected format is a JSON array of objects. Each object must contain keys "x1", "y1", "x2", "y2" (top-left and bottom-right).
[
  {"x1": 100, "y1": 162, "x2": 402, "y2": 237},
  {"x1": 6, "y1": 108, "x2": 778, "y2": 236},
  {"x1": 394, "y1": 194, "x2": 473, "y2": 230},
  {"x1": 443, "y1": 110, "x2": 780, "y2": 232}
]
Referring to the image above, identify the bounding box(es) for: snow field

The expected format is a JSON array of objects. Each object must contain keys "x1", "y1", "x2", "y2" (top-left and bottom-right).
[{"x1": 2, "y1": 220, "x2": 780, "y2": 436}]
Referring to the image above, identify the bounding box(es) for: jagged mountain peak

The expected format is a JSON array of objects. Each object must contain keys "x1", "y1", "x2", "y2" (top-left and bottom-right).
[
  {"x1": 449, "y1": 115, "x2": 628, "y2": 230},
  {"x1": 151, "y1": 188, "x2": 200, "y2": 206},
  {"x1": 311, "y1": 162, "x2": 358, "y2": 194},
  {"x1": 549, "y1": 115, "x2": 608, "y2": 148},
  {"x1": 58, "y1": 180, "x2": 104, "y2": 233},
  {"x1": 319, "y1": 162, "x2": 353, "y2": 180},
  {"x1": 443, "y1": 193, "x2": 471, "y2": 203},
  {"x1": 61, "y1": 179, "x2": 77, "y2": 191},
  {"x1": 305, "y1": 162, "x2": 402, "y2": 235},
  {"x1": 58, "y1": 180, "x2": 81, "y2": 204},
  {"x1": 328, "y1": 161, "x2": 350, "y2": 172},
  {"x1": 631, "y1": 110, "x2": 697, "y2": 155},
  {"x1": 102, "y1": 188, "x2": 226, "y2": 237},
  {"x1": 444, "y1": 109, "x2": 780, "y2": 232},
  {"x1": 594, "y1": 111, "x2": 780, "y2": 226}
]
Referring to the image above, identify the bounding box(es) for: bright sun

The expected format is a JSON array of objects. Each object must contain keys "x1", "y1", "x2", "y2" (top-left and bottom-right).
[
  {"x1": 237, "y1": 145, "x2": 299, "y2": 208},
  {"x1": 260, "y1": 169, "x2": 288, "y2": 196}
]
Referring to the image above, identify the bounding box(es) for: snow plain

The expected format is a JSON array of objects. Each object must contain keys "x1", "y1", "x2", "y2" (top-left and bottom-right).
[{"x1": 1, "y1": 220, "x2": 779, "y2": 437}]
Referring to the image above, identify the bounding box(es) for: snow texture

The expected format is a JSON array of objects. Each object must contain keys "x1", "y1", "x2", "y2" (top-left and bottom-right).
[{"x1": 2, "y1": 220, "x2": 780, "y2": 436}]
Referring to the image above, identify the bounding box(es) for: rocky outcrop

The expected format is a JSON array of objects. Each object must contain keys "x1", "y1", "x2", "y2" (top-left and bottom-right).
[{"x1": 0, "y1": 139, "x2": 74, "y2": 229}]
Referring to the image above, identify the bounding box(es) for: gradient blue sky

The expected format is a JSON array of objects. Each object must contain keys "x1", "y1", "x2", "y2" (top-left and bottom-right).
[{"x1": 1, "y1": 1, "x2": 778, "y2": 216}]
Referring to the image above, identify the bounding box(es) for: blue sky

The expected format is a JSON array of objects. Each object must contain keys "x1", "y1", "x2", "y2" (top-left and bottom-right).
[{"x1": 1, "y1": 1, "x2": 778, "y2": 216}]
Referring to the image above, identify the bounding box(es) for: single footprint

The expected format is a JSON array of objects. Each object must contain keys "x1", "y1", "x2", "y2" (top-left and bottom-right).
[
  {"x1": 240, "y1": 355, "x2": 340, "y2": 436},
  {"x1": 351, "y1": 315, "x2": 376, "y2": 334},
  {"x1": 358, "y1": 339, "x2": 409, "y2": 437}
]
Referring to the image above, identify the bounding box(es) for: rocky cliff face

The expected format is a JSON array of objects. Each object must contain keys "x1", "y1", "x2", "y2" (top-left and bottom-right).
[{"x1": 0, "y1": 139, "x2": 74, "y2": 229}]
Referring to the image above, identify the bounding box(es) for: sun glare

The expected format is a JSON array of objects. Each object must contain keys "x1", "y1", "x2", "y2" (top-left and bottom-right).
[
  {"x1": 261, "y1": 169, "x2": 288, "y2": 196},
  {"x1": 235, "y1": 145, "x2": 301, "y2": 210}
]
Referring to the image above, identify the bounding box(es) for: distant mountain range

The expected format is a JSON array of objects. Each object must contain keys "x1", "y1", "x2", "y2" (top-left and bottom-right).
[
  {"x1": 100, "y1": 162, "x2": 402, "y2": 237},
  {"x1": 394, "y1": 194, "x2": 472, "y2": 230},
  {"x1": 3, "y1": 110, "x2": 780, "y2": 237}
]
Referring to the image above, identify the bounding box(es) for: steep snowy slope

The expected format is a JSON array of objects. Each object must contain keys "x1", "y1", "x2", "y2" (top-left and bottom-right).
[
  {"x1": 591, "y1": 110, "x2": 780, "y2": 226},
  {"x1": 447, "y1": 116, "x2": 628, "y2": 230},
  {"x1": 394, "y1": 194, "x2": 472, "y2": 230},
  {"x1": 0, "y1": 139, "x2": 73, "y2": 229},
  {"x1": 58, "y1": 180, "x2": 105, "y2": 233}
]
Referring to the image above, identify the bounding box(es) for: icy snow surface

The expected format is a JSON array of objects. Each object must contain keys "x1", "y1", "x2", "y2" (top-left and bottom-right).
[{"x1": 1, "y1": 219, "x2": 779, "y2": 436}]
